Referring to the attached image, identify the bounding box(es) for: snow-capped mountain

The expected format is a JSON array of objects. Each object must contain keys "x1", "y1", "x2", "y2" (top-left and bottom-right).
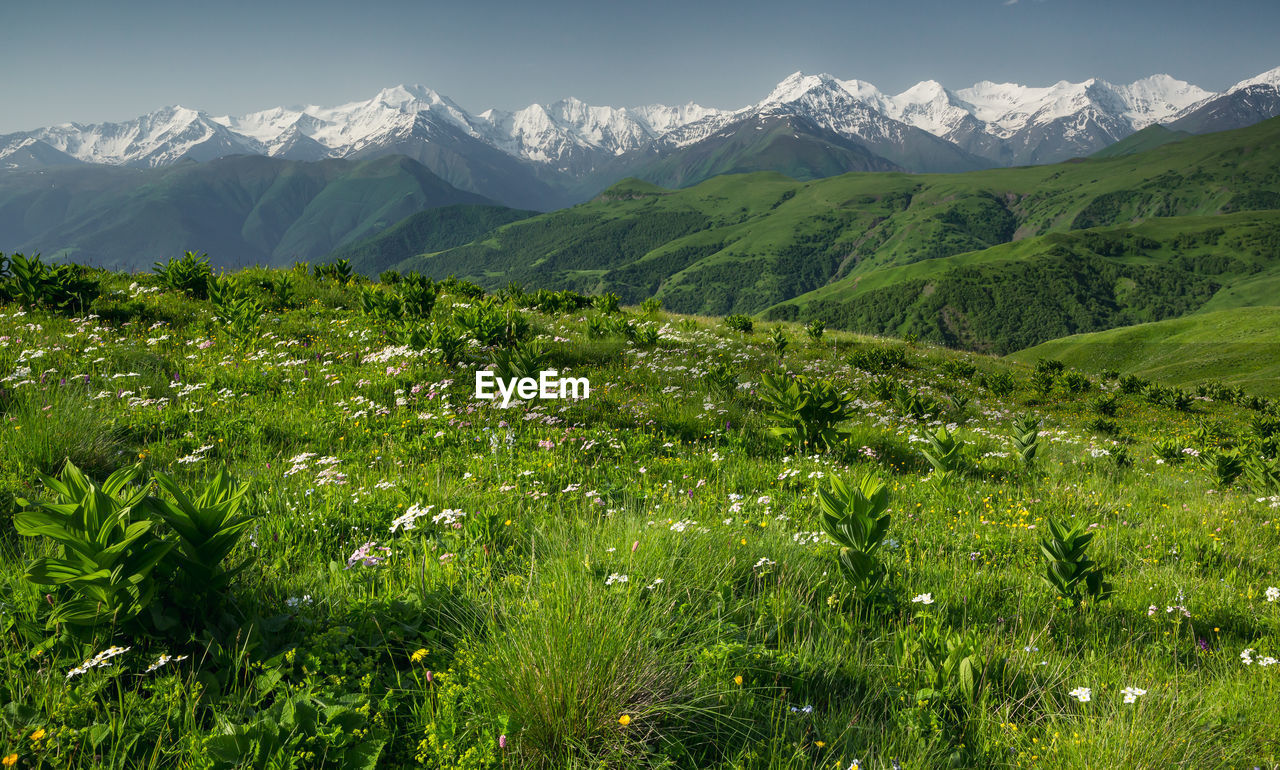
[{"x1": 2, "y1": 65, "x2": 1278, "y2": 189}]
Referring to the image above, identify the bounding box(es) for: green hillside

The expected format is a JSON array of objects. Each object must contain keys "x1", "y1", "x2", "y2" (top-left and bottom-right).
[
  {"x1": 325, "y1": 204, "x2": 538, "y2": 276},
  {"x1": 1090, "y1": 124, "x2": 1192, "y2": 158},
  {"x1": 766, "y1": 212, "x2": 1280, "y2": 353},
  {"x1": 1009, "y1": 306, "x2": 1280, "y2": 396},
  {"x1": 392, "y1": 117, "x2": 1280, "y2": 337}
]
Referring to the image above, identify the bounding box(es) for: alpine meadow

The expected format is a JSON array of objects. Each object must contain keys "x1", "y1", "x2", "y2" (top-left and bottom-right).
[{"x1": 2, "y1": 33, "x2": 1280, "y2": 770}]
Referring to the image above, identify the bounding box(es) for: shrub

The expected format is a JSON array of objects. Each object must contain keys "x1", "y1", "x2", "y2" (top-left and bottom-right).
[
  {"x1": 921, "y1": 426, "x2": 967, "y2": 484},
  {"x1": 724, "y1": 314, "x2": 754, "y2": 334},
  {"x1": 593, "y1": 292, "x2": 621, "y2": 314},
  {"x1": 979, "y1": 370, "x2": 1015, "y2": 397},
  {"x1": 1091, "y1": 393, "x2": 1120, "y2": 417},
  {"x1": 849, "y1": 345, "x2": 907, "y2": 374},
  {"x1": 15, "y1": 463, "x2": 172, "y2": 631},
  {"x1": 1039, "y1": 518, "x2": 1113, "y2": 608},
  {"x1": 313, "y1": 259, "x2": 353, "y2": 283},
  {"x1": 1, "y1": 253, "x2": 99, "y2": 312},
  {"x1": 1010, "y1": 413, "x2": 1042, "y2": 467},
  {"x1": 805, "y1": 321, "x2": 825, "y2": 342},
  {"x1": 16, "y1": 462, "x2": 256, "y2": 634},
  {"x1": 818, "y1": 473, "x2": 892, "y2": 600},
  {"x1": 703, "y1": 361, "x2": 738, "y2": 398},
  {"x1": 769, "y1": 325, "x2": 788, "y2": 355},
  {"x1": 1199, "y1": 450, "x2": 1244, "y2": 489},
  {"x1": 1118, "y1": 374, "x2": 1149, "y2": 394},
  {"x1": 153, "y1": 251, "x2": 213, "y2": 298},
  {"x1": 759, "y1": 372, "x2": 855, "y2": 452}
]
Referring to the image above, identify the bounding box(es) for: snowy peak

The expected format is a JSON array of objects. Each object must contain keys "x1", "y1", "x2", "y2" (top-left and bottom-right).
[
  {"x1": 1, "y1": 64, "x2": 1278, "y2": 176},
  {"x1": 1229, "y1": 65, "x2": 1280, "y2": 93}
]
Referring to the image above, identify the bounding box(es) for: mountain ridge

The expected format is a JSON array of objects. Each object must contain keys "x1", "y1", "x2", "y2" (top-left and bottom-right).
[{"x1": 4, "y1": 66, "x2": 1277, "y2": 205}]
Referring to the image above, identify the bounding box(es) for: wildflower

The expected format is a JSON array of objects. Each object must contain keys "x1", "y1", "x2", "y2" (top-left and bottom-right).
[
  {"x1": 911, "y1": 593, "x2": 934, "y2": 605},
  {"x1": 499, "y1": 734, "x2": 507, "y2": 750},
  {"x1": 753, "y1": 557, "x2": 776, "y2": 571},
  {"x1": 734, "y1": 674, "x2": 743, "y2": 686},
  {"x1": 1068, "y1": 686, "x2": 1091, "y2": 702},
  {"x1": 618, "y1": 714, "x2": 631, "y2": 726},
  {"x1": 66, "y1": 645, "x2": 132, "y2": 679},
  {"x1": 1121, "y1": 686, "x2": 1146, "y2": 703},
  {"x1": 145, "y1": 654, "x2": 189, "y2": 673},
  {"x1": 1241, "y1": 648, "x2": 1255, "y2": 666},
  {"x1": 411, "y1": 648, "x2": 428, "y2": 663},
  {"x1": 30, "y1": 728, "x2": 46, "y2": 740},
  {"x1": 1260, "y1": 656, "x2": 1278, "y2": 667},
  {"x1": 605, "y1": 573, "x2": 629, "y2": 586},
  {"x1": 3, "y1": 753, "x2": 16, "y2": 767},
  {"x1": 1266, "y1": 586, "x2": 1279, "y2": 602},
  {"x1": 346, "y1": 541, "x2": 390, "y2": 569}
]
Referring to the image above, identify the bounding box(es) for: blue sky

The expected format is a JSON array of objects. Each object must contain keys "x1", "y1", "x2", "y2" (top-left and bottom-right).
[{"x1": 2, "y1": 0, "x2": 1277, "y2": 133}]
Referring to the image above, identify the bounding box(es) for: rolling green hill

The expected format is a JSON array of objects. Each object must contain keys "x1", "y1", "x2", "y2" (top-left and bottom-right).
[
  {"x1": 1090, "y1": 124, "x2": 1191, "y2": 158},
  {"x1": 1009, "y1": 306, "x2": 1280, "y2": 396},
  {"x1": 391, "y1": 117, "x2": 1280, "y2": 344},
  {"x1": 324, "y1": 204, "x2": 538, "y2": 276}
]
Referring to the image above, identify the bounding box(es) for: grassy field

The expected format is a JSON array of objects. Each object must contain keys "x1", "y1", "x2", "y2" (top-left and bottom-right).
[
  {"x1": 1, "y1": 261, "x2": 1279, "y2": 768},
  {"x1": 1009, "y1": 306, "x2": 1280, "y2": 397}
]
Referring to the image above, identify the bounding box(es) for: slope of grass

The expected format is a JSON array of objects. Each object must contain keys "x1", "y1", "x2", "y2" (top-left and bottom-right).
[
  {"x1": 1, "y1": 267, "x2": 1278, "y2": 768},
  {"x1": 1091, "y1": 124, "x2": 1192, "y2": 158},
  {"x1": 1009, "y1": 306, "x2": 1280, "y2": 396}
]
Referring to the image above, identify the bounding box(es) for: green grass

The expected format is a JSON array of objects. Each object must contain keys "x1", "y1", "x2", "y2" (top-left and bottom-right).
[
  {"x1": 0, "y1": 268, "x2": 1278, "y2": 768},
  {"x1": 1009, "y1": 306, "x2": 1280, "y2": 396}
]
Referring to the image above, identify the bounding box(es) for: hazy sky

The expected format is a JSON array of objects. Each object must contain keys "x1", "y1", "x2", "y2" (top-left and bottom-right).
[{"x1": 2, "y1": 0, "x2": 1278, "y2": 133}]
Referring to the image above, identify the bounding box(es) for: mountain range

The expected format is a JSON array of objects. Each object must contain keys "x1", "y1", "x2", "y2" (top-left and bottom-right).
[{"x1": 3, "y1": 66, "x2": 1278, "y2": 209}]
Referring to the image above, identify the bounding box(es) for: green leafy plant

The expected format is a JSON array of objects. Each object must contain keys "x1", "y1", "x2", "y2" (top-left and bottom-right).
[
  {"x1": 398, "y1": 273, "x2": 438, "y2": 319},
  {"x1": 14, "y1": 463, "x2": 172, "y2": 631},
  {"x1": 770, "y1": 325, "x2": 788, "y2": 355},
  {"x1": 208, "y1": 276, "x2": 263, "y2": 343},
  {"x1": 759, "y1": 372, "x2": 855, "y2": 452},
  {"x1": 270, "y1": 273, "x2": 297, "y2": 309},
  {"x1": 979, "y1": 369, "x2": 1015, "y2": 397},
  {"x1": 490, "y1": 340, "x2": 548, "y2": 382},
  {"x1": 1199, "y1": 449, "x2": 1244, "y2": 489},
  {"x1": 593, "y1": 292, "x2": 621, "y2": 314},
  {"x1": 1091, "y1": 393, "x2": 1120, "y2": 417},
  {"x1": 1010, "y1": 413, "x2": 1043, "y2": 467},
  {"x1": 703, "y1": 361, "x2": 738, "y2": 398},
  {"x1": 805, "y1": 321, "x2": 825, "y2": 342},
  {"x1": 153, "y1": 251, "x2": 214, "y2": 298},
  {"x1": 640, "y1": 297, "x2": 662, "y2": 316},
  {"x1": 359, "y1": 286, "x2": 404, "y2": 323},
  {"x1": 313, "y1": 259, "x2": 354, "y2": 283},
  {"x1": 632, "y1": 323, "x2": 660, "y2": 347},
  {"x1": 724, "y1": 314, "x2": 754, "y2": 334},
  {"x1": 818, "y1": 473, "x2": 891, "y2": 600},
  {"x1": 1039, "y1": 517, "x2": 1113, "y2": 608},
  {"x1": 1243, "y1": 451, "x2": 1280, "y2": 494},
  {"x1": 429, "y1": 323, "x2": 469, "y2": 367},
  {"x1": 921, "y1": 426, "x2": 967, "y2": 483},
  {"x1": 849, "y1": 345, "x2": 907, "y2": 374},
  {"x1": 143, "y1": 469, "x2": 252, "y2": 596},
  {"x1": 1153, "y1": 437, "x2": 1187, "y2": 464},
  {"x1": 2, "y1": 253, "x2": 99, "y2": 312}
]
